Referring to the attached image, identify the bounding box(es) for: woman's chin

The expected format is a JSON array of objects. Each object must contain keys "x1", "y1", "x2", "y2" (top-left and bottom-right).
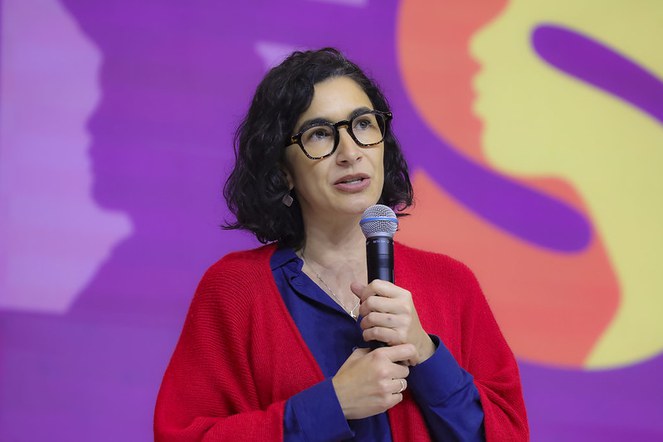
[{"x1": 340, "y1": 199, "x2": 381, "y2": 218}]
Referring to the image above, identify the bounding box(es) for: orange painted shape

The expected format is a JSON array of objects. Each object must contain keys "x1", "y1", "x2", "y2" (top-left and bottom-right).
[
  {"x1": 398, "y1": 0, "x2": 592, "y2": 213},
  {"x1": 399, "y1": 171, "x2": 620, "y2": 368},
  {"x1": 397, "y1": 0, "x2": 507, "y2": 165}
]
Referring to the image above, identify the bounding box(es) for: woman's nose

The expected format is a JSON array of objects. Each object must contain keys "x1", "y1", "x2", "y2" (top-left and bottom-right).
[{"x1": 335, "y1": 127, "x2": 363, "y2": 163}]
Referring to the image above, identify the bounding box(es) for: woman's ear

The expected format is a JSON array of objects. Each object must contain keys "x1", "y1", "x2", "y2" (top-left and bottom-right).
[
  {"x1": 281, "y1": 164, "x2": 294, "y2": 190},
  {"x1": 280, "y1": 164, "x2": 295, "y2": 207}
]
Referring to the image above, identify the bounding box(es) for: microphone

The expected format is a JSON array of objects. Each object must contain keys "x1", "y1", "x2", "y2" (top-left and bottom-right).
[{"x1": 360, "y1": 204, "x2": 398, "y2": 348}]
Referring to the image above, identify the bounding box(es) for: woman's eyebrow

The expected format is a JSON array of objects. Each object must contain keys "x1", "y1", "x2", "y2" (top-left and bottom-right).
[
  {"x1": 295, "y1": 117, "x2": 331, "y2": 133},
  {"x1": 296, "y1": 107, "x2": 374, "y2": 133},
  {"x1": 348, "y1": 106, "x2": 373, "y2": 120}
]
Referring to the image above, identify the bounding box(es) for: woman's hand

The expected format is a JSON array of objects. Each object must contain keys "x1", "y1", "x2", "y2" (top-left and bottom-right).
[
  {"x1": 332, "y1": 344, "x2": 416, "y2": 420},
  {"x1": 352, "y1": 280, "x2": 435, "y2": 366}
]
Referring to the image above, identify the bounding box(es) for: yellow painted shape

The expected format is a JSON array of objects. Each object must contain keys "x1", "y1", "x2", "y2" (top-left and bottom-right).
[{"x1": 470, "y1": 0, "x2": 663, "y2": 368}]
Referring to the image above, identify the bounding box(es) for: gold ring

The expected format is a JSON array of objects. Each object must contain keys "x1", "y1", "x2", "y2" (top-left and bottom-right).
[{"x1": 397, "y1": 378, "x2": 406, "y2": 394}]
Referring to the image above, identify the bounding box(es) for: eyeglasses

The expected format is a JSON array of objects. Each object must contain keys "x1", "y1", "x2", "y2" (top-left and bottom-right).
[{"x1": 286, "y1": 110, "x2": 392, "y2": 160}]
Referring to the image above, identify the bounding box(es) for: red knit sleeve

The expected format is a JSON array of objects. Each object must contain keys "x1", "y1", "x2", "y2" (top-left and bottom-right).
[
  {"x1": 456, "y1": 264, "x2": 530, "y2": 441},
  {"x1": 395, "y1": 243, "x2": 529, "y2": 441},
  {"x1": 154, "y1": 256, "x2": 286, "y2": 442}
]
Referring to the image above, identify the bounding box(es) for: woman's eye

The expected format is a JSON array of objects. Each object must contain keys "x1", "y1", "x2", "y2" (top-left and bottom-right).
[
  {"x1": 354, "y1": 117, "x2": 375, "y2": 131},
  {"x1": 305, "y1": 127, "x2": 332, "y2": 142}
]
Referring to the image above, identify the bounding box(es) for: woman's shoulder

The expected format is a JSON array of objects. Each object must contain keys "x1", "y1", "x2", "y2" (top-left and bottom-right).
[
  {"x1": 197, "y1": 243, "x2": 277, "y2": 292},
  {"x1": 209, "y1": 243, "x2": 276, "y2": 270},
  {"x1": 394, "y1": 241, "x2": 486, "y2": 306},
  {"x1": 395, "y1": 241, "x2": 476, "y2": 279}
]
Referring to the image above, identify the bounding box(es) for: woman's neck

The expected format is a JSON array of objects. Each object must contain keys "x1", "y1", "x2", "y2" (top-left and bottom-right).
[
  {"x1": 297, "y1": 218, "x2": 368, "y2": 296},
  {"x1": 299, "y1": 219, "x2": 365, "y2": 262}
]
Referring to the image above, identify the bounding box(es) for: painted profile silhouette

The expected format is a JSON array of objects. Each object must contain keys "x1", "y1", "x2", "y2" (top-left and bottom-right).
[
  {"x1": 472, "y1": 0, "x2": 663, "y2": 367},
  {"x1": 396, "y1": 0, "x2": 629, "y2": 368}
]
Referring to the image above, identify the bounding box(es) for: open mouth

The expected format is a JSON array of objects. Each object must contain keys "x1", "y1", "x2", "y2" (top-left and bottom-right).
[
  {"x1": 335, "y1": 174, "x2": 369, "y2": 185},
  {"x1": 338, "y1": 177, "x2": 365, "y2": 184}
]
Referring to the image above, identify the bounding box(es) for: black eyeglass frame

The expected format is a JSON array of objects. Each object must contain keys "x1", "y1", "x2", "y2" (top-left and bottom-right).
[{"x1": 285, "y1": 110, "x2": 393, "y2": 160}]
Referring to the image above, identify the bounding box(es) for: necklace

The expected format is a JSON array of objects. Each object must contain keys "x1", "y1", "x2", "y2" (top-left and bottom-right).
[{"x1": 300, "y1": 251, "x2": 360, "y2": 319}]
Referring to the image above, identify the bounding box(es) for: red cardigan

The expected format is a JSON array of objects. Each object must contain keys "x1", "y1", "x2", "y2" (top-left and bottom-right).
[{"x1": 155, "y1": 242, "x2": 529, "y2": 441}]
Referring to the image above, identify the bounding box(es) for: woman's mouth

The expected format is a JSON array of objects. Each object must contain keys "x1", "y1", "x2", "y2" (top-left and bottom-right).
[{"x1": 334, "y1": 175, "x2": 370, "y2": 192}]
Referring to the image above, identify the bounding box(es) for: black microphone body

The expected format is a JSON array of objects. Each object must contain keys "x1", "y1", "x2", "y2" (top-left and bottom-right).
[
  {"x1": 366, "y1": 236, "x2": 394, "y2": 283},
  {"x1": 360, "y1": 205, "x2": 399, "y2": 350},
  {"x1": 366, "y1": 236, "x2": 393, "y2": 349}
]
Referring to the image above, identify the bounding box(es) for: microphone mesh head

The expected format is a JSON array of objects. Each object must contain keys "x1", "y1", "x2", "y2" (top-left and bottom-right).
[{"x1": 360, "y1": 204, "x2": 398, "y2": 238}]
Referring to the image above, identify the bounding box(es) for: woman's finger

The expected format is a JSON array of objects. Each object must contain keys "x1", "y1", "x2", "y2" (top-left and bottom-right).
[
  {"x1": 374, "y1": 343, "x2": 417, "y2": 364},
  {"x1": 359, "y1": 294, "x2": 409, "y2": 318},
  {"x1": 362, "y1": 326, "x2": 398, "y2": 346},
  {"x1": 392, "y1": 378, "x2": 407, "y2": 395},
  {"x1": 360, "y1": 311, "x2": 406, "y2": 330}
]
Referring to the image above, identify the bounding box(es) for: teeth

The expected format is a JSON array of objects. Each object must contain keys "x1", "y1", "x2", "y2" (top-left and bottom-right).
[{"x1": 341, "y1": 178, "x2": 363, "y2": 184}]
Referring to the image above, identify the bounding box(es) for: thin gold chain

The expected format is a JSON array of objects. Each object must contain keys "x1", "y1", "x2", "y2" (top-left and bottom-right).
[{"x1": 300, "y1": 251, "x2": 360, "y2": 319}]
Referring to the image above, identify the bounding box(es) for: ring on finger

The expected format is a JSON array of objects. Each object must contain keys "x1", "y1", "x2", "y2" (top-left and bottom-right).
[{"x1": 397, "y1": 378, "x2": 406, "y2": 394}]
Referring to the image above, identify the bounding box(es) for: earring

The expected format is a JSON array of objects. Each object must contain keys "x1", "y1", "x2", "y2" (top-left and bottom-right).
[{"x1": 282, "y1": 191, "x2": 294, "y2": 207}]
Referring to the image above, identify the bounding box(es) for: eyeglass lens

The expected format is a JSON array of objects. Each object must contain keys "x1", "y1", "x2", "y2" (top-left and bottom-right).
[{"x1": 301, "y1": 112, "x2": 386, "y2": 158}]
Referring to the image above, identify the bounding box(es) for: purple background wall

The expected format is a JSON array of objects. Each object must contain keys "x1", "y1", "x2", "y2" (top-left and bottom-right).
[{"x1": 1, "y1": 1, "x2": 662, "y2": 440}]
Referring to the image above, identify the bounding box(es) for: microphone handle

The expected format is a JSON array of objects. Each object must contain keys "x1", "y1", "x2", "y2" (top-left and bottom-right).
[
  {"x1": 366, "y1": 237, "x2": 394, "y2": 283},
  {"x1": 366, "y1": 236, "x2": 394, "y2": 349}
]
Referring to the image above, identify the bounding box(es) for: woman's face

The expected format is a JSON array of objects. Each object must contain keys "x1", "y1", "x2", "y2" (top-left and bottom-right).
[{"x1": 283, "y1": 76, "x2": 385, "y2": 226}]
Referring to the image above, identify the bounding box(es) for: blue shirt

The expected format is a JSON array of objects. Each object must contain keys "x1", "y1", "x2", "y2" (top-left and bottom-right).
[{"x1": 271, "y1": 247, "x2": 485, "y2": 441}]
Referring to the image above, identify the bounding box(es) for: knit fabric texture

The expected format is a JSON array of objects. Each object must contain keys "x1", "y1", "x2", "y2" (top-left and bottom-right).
[{"x1": 154, "y1": 242, "x2": 529, "y2": 441}]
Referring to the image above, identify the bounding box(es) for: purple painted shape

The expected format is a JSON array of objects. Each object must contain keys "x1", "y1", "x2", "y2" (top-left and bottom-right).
[
  {"x1": 0, "y1": 1, "x2": 404, "y2": 440},
  {"x1": 386, "y1": 49, "x2": 593, "y2": 253},
  {"x1": 385, "y1": 79, "x2": 591, "y2": 251},
  {"x1": 0, "y1": 0, "x2": 133, "y2": 313},
  {"x1": 407, "y1": 129, "x2": 591, "y2": 251},
  {"x1": 520, "y1": 354, "x2": 663, "y2": 441},
  {"x1": 0, "y1": 311, "x2": 177, "y2": 441},
  {"x1": 0, "y1": 1, "x2": 648, "y2": 440},
  {"x1": 533, "y1": 24, "x2": 663, "y2": 125}
]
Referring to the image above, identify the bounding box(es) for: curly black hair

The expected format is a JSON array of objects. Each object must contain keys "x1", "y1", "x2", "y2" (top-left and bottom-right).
[{"x1": 223, "y1": 48, "x2": 413, "y2": 248}]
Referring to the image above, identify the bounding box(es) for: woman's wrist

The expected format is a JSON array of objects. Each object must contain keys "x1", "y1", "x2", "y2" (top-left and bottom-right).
[{"x1": 415, "y1": 333, "x2": 436, "y2": 365}]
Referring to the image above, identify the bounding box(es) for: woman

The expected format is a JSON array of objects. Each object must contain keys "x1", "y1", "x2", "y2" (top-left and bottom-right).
[{"x1": 155, "y1": 48, "x2": 528, "y2": 441}]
